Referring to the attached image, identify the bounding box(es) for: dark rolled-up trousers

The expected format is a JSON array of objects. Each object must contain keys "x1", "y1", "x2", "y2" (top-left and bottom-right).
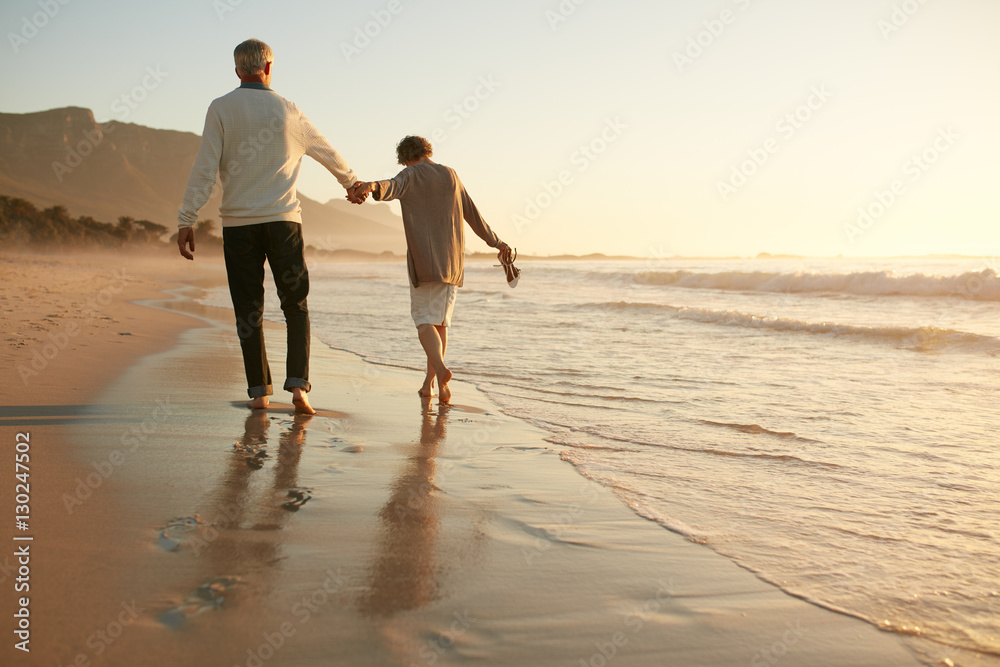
[{"x1": 222, "y1": 221, "x2": 311, "y2": 398}]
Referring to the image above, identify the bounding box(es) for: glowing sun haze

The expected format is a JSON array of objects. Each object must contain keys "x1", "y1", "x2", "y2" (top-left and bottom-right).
[{"x1": 2, "y1": 0, "x2": 997, "y2": 257}]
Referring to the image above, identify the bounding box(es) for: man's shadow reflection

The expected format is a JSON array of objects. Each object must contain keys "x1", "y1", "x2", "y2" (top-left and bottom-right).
[
  {"x1": 160, "y1": 411, "x2": 313, "y2": 628},
  {"x1": 198, "y1": 412, "x2": 312, "y2": 586},
  {"x1": 211, "y1": 410, "x2": 312, "y2": 532},
  {"x1": 359, "y1": 400, "x2": 449, "y2": 617}
]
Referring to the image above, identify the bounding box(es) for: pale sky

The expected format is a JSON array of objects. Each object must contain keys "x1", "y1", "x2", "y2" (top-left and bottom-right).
[{"x1": 2, "y1": 0, "x2": 998, "y2": 258}]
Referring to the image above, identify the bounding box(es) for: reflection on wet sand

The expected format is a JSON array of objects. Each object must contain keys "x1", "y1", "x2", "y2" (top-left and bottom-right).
[
  {"x1": 217, "y1": 411, "x2": 312, "y2": 530},
  {"x1": 160, "y1": 411, "x2": 313, "y2": 626},
  {"x1": 359, "y1": 401, "x2": 449, "y2": 618}
]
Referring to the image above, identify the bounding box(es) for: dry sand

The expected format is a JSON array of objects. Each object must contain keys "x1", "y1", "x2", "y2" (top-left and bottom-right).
[{"x1": 0, "y1": 250, "x2": 927, "y2": 666}]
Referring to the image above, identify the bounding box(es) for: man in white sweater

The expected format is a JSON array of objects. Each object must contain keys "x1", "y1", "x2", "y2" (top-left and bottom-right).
[{"x1": 177, "y1": 39, "x2": 363, "y2": 414}]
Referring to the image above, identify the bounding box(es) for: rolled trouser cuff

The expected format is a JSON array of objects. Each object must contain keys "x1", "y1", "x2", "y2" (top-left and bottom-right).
[
  {"x1": 248, "y1": 384, "x2": 273, "y2": 399},
  {"x1": 284, "y1": 378, "x2": 311, "y2": 393}
]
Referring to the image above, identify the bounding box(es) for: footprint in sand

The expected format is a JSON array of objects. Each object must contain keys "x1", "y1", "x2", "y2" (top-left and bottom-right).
[
  {"x1": 282, "y1": 487, "x2": 313, "y2": 511},
  {"x1": 156, "y1": 516, "x2": 205, "y2": 552},
  {"x1": 158, "y1": 576, "x2": 242, "y2": 628},
  {"x1": 326, "y1": 420, "x2": 348, "y2": 435},
  {"x1": 317, "y1": 438, "x2": 364, "y2": 453},
  {"x1": 233, "y1": 441, "x2": 269, "y2": 469}
]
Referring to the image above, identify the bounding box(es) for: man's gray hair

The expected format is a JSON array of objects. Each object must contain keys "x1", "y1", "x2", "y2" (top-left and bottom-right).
[{"x1": 234, "y1": 39, "x2": 273, "y2": 76}]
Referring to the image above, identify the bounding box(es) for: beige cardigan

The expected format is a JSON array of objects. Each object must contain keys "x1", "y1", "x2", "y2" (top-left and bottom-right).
[{"x1": 373, "y1": 162, "x2": 500, "y2": 287}]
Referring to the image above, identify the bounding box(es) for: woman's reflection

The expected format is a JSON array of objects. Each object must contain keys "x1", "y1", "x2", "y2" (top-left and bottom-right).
[{"x1": 359, "y1": 401, "x2": 448, "y2": 617}]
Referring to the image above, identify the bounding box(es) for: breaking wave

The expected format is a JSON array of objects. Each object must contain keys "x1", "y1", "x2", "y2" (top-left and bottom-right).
[
  {"x1": 593, "y1": 301, "x2": 1000, "y2": 353},
  {"x1": 597, "y1": 268, "x2": 1000, "y2": 301}
]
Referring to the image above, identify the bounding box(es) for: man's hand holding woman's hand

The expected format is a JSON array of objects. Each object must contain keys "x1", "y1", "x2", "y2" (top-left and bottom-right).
[{"x1": 347, "y1": 181, "x2": 373, "y2": 204}]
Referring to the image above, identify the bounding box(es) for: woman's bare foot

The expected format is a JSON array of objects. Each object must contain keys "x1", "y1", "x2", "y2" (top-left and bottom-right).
[
  {"x1": 419, "y1": 375, "x2": 436, "y2": 398},
  {"x1": 437, "y1": 367, "x2": 453, "y2": 404},
  {"x1": 249, "y1": 396, "x2": 269, "y2": 410},
  {"x1": 291, "y1": 388, "x2": 316, "y2": 415}
]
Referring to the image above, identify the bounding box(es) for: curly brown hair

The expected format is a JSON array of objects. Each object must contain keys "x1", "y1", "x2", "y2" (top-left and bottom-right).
[{"x1": 396, "y1": 136, "x2": 433, "y2": 166}]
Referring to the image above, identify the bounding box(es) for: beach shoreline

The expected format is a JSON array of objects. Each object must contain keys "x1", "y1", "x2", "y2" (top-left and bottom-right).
[{"x1": 0, "y1": 250, "x2": 930, "y2": 666}]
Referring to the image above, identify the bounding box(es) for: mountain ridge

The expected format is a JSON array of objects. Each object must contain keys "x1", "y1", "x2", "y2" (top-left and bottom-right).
[{"x1": 0, "y1": 107, "x2": 405, "y2": 252}]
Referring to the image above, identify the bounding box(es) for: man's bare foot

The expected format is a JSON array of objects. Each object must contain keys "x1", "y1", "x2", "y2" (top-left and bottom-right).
[
  {"x1": 249, "y1": 396, "x2": 269, "y2": 410},
  {"x1": 291, "y1": 388, "x2": 316, "y2": 415},
  {"x1": 437, "y1": 367, "x2": 453, "y2": 404}
]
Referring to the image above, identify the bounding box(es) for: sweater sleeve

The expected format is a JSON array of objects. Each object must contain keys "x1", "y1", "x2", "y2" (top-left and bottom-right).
[
  {"x1": 178, "y1": 104, "x2": 224, "y2": 228},
  {"x1": 299, "y1": 111, "x2": 358, "y2": 190},
  {"x1": 459, "y1": 182, "x2": 500, "y2": 248},
  {"x1": 372, "y1": 169, "x2": 411, "y2": 202}
]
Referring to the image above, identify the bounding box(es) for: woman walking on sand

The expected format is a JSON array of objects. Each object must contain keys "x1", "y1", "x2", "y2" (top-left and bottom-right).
[{"x1": 348, "y1": 136, "x2": 511, "y2": 403}]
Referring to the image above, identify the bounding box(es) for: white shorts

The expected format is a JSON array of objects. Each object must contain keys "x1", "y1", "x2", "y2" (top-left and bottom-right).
[{"x1": 410, "y1": 281, "x2": 458, "y2": 327}]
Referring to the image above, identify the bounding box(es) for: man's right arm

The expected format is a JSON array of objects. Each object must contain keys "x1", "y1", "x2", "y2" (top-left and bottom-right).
[{"x1": 178, "y1": 105, "x2": 224, "y2": 229}]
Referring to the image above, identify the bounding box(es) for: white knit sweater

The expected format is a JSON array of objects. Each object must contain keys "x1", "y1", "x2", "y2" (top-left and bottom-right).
[{"x1": 178, "y1": 84, "x2": 357, "y2": 228}]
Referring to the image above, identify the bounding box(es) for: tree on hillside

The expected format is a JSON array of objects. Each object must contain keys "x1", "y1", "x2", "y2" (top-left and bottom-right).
[
  {"x1": 0, "y1": 196, "x2": 38, "y2": 243},
  {"x1": 0, "y1": 194, "x2": 174, "y2": 250},
  {"x1": 77, "y1": 216, "x2": 121, "y2": 247},
  {"x1": 167, "y1": 219, "x2": 224, "y2": 252},
  {"x1": 194, "y1": 219, "x2": 217, "y2": 237},
  {"x1": 134, "y1": 219, "x2": 169, "y2": 243},
  {"x1": 117, "y1": 216, "x2": 136, "y2": 242}
]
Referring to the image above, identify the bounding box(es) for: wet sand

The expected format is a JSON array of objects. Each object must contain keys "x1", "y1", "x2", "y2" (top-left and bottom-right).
[{"x1": 0, "y1": 250, "x2": 926, "y2": 666}]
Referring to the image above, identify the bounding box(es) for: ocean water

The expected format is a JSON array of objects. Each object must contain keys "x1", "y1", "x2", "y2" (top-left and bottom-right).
[{"x1": 201, "y1": 256, "x2": 1000, "y2": 665}]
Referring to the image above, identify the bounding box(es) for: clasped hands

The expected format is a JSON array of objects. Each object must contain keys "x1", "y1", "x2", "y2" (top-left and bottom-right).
[{"x1": 346, "y1": 181, "x2": 372, "y2": 205}]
